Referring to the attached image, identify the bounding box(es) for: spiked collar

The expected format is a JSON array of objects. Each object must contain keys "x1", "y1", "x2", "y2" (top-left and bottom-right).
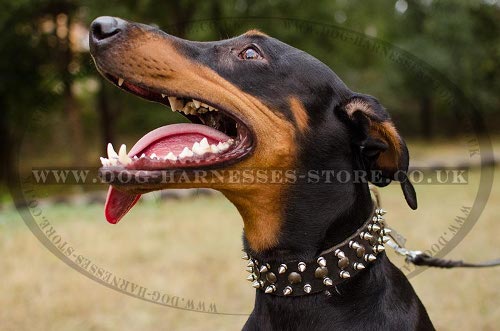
[{"x1": 242, "y1": 208, "x2": 390, "y2": 297}]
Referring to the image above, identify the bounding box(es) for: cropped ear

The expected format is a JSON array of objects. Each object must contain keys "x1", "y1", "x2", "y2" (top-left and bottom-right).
[{"x1": 341, "y1": 93, "x2": 417, "y2": 210}]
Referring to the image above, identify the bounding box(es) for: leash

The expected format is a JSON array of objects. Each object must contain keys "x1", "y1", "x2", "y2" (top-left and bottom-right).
[{"x1": 385, "y1": 226, "x2": 500, "y2": 269}]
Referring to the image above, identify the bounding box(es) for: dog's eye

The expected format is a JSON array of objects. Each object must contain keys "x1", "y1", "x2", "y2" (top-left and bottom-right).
[{"x1": 239, "y1": 46, "x2": 263, "y2": 60}]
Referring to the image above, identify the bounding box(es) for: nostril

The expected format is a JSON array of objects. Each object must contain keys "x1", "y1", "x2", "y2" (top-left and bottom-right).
[{"x1": 91, "y1": 16, "x2": 122, "y2": 41}]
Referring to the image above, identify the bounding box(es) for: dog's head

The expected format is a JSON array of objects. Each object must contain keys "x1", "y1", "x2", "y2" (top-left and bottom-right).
[{"x1": 89, "y1": 17, "x2": 416, "y2": 251}]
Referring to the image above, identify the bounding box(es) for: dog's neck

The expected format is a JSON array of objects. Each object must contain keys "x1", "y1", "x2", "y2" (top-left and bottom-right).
[{"x1": 241, "y1": 181, "x2": 374, "y2": 263}]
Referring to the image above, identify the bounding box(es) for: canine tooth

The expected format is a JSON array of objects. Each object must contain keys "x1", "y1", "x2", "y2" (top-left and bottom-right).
[
  {"x1": 118, "y1": 78, "x2": 124, "y2": 86},
  {"x1": 193, "y1": 99, "x2": 201, "y2": 108},
  {"x1": 165, "y1": 152, "x2": 177, "y2": 161},
  {"x1": 107, "y1": 143, "x2": 119, "y2": 159},
  {"x1": 118, "y1": 144, "x2": 131, "y2": 165},
  {"x1": 200, "y1": 138, "x2": 209, "y2": 148},
  {"x1": 179, "y1": 147, "x2": 194, "y2": 158}
]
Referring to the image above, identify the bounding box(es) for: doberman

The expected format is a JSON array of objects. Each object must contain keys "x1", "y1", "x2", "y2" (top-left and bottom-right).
[{"x1": 89, "y1": 16, "x2": 435, "y2": 330}]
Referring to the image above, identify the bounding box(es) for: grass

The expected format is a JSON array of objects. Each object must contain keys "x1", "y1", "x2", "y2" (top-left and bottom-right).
[{"x1": 0, "y1": 165, "x2": 499, "y2": 330}]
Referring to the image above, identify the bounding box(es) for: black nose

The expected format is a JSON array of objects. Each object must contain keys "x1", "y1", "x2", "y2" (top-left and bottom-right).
[{"x1": 90, "y1": 16, "x2": 126, "y2": 42}]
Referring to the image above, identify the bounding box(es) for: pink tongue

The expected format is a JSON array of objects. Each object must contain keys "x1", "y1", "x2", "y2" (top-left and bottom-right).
[{"x1": 104, "y1": 123, "x2": 231, "y2": 224}]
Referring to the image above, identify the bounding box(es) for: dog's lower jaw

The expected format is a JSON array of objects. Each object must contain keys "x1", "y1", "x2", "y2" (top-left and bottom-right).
[{"x1": 243, "y1": 254, "x2": 435, "y2": 331}]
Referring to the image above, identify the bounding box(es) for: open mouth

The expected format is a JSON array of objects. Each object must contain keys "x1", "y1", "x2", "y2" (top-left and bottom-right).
[
  {"x1": 97, "y1": 73, "x2": 255, "y2": 224},
  {"x1": 99, "y1": 74, "x2": 254, "y2": 171}
]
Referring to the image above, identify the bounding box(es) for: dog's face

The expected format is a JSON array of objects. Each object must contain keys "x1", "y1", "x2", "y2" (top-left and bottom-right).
[{"x1": 90, "y1": 17, "x2": 415, "y2": 251}]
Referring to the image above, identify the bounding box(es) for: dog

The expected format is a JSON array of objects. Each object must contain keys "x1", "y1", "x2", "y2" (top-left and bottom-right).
[{"x1": 89, "y1": 16, "x2": 435, "y2": 330}]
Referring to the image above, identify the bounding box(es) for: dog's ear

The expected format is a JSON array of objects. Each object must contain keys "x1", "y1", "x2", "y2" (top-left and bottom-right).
[{"x1": 340, "y1": 93, "x2": 417, "y2": 210}]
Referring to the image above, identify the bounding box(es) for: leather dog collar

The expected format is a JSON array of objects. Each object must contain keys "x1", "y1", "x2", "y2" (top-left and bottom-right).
[{"x1": 242, "y1": 208, "x2": 390, "y2": 297}]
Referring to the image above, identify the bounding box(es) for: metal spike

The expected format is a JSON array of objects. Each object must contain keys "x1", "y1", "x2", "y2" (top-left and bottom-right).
[
  {"x1": 323, "y1": 278, "x2": 333, "y2": 286},
  {"x1": 354, "y1": 262, "x2": 365, "y2": 270},
  {"x1": 252, "y1": 281, "x2": 261, "y2": 289},
  {"x1": 246, "y1": 274, "x2": 256, "y2": 281},
  {"x1": 247, "y1": 260, "x2": 254, "y2": 267},
  {"x1": 360, "y1": 232, "x2": 374, "y2": 241},
  {"x1": 246, "y1": 266, "x2": 254, "y2": 273},
  {"x1": 317, "y1": 257, "x2": 327, "y2": 267},
  {"x1": 382, "y1": 228, "x2": 392, "y2": 235},
  {"x1": 340, "y1": 271, "x2": 351, "y2": 279},
  {"x1": 278, "y1": 264, "x2": 287, "y2": 274},
  {"x1": 259, "y1": 265, "x2": 268, "y2": 273},
  {"x1": 364, "y1": 254, "x2": 377, "y2": 262},
  {"x1": 368, "y1": 224, "x2": 381, "y2": 232},
  {"x1": 382, "y1": 236, "x2": 391, "y2": 243},
  {"x1": 283, "y1": 286, "x2": 293, "y2": 296},
  {"x1": 303, "y1": 284, "x2": 312, "y2": 293},
  {"x1": 334, "y1": 249, "x2": 345, "y2": 259},
  {"x1": 241, "y1": 253, "x2": 249, "y2": 260},
  {"x1": 374, "y1": 245, "x2": 385, "y2": 253},
  {"x1": 349, "y1": 241, "x2": 362, "y2": 250},
  {"x1": 376, "y1": 208, "x2": 387, "y2": 216},
  {"x1": 298, "y1": 262, "x2": 306, "y2": 272},
  {"x1": 265, "y1": 285, "x2": 276, "y2": 294}
]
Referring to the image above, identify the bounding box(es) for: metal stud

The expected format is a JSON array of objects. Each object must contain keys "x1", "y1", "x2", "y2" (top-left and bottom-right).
[
  {"x1": 354, "y1": 262, "x2": 365, "y2": 270},
  {"x1": 356, "y1": 246, "x2": 366, "y2": 258},
  {"x1": 246, "y1": 274, "x2": 256, "y2": 281},
  {"x1": 303, "y1": 284, "x2": 312, "y2": 293},
  {"x1": 298, "y1": 262, "x2": 306, "y2": 272},
  {"x1": 266, "y1": 272, "x2": 277, "y2": 284},
  {"x1": 364, "y1": 254, "x2": 377, "y2": 262},
  {"x1": 252, "y1": 280, "x2": 262, "y2": 289},
  {"x1": 283, "y1": 286, "x2": 293, "y2": 296},
  {"x1": 376, "y1": 208, "x2": 387, "y2": 216},
  {"x1": 259, "y1": 264, "x2": 269, "y2": 273},
  {"x1": 381, "y1": 228, "x2": 392, "y2": 235},
  {"x1": 349, "y1": 241, "x2": 362, "y2": 250},
  {"x1": 340, "y1": 271, "x2": 351, "y2": 279},
  {"x1": 246, "y1": 266, "x2": 254, "y2": 273},
  {"x1": 337, "y1": 257, "x2": 350, "y2": 269},
  {"x1": 334, "y1": 249, "x2": 345, "y2": 259},
  {"x1": 323, "y1": 277, "x2": 333, "y2": 286},
  {"x1": 374, "y1": 245, "x2": 385, "y2": 253},
  {"x1": 247, "y1": 260, "x2": 254, "y2": 267},
  {"x1": 315, "y1": 266, "x2": 329, "y2": 278},
  {"x1": 241, "y1": 253, "x2": 250, "y2": 260},
  {"x1": 382, "y1": 236, "x2": 391, "y2": 243},
  {"x1": 288, "y1": 272, "x2": 302, "y2": 284},
  {"x1": 265, "y1": 285, "x2": 276, "y2": 294},
  {"x1": 368, "y1": 224, "x2": 381, "y2": 232},
  {"x1": 278, "y1": 264, "x2": 287, "y2": 274},
  {"x1": 317, "y1": 257, "x2": 327, "y2": 267}
]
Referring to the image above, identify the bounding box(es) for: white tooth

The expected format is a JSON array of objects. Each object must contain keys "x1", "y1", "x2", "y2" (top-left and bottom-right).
[
  {"x1": 201, "y1": 102, "x2": 209, "y2": 108},
  {"x1": 179, "y1": 147, "x2": 194, "y2": 158},
  {"x1": 200, "y1": 138, "x2": 209, "y2": 148},
  {"x1": 227, "y1": 138, "x2": 235, "y2": 145},
  {"x1": 217, "y1": 142, "x2": 230, "y2": 151},
  {"x1": 107, "y1": 143, "x2": 119, "y2": 159},
  {"x1": 161, "y1": 94, "x2": 166, "y2": 98},
  {"x1": 165, "y1": 152, "x2": 177, "y2": 161},
  {"x1": 133, "y1": 156, "x2": 138, "y2": 160},
  {"x1": 100, "y1": 157, "x2": 108, "y2": 166},
  {"x1": 118, "y1": 78, "x2": 124, "y2": 86},
  {"x1": 210, "y1": 144, "x2": 220, "y2": 153},
  {"x1": 208, "y1": 106, "x2": 215, "y2": 111},
  {"x1": 109, "y1": 158, "x2": 118, "y2": 166},
  {"x1": 193, "y1": 100, "x2": 201, "y2": 108},
  {"x1": 119, "y1": 144, "x2": 131, "y2": 165},
  {"x1": 192, "y1": 142, "x2": 205, "y2": 155},
  {"x1": 150, "y1": 153, "x2": 158, "y2": 159},
  {"x1": 198, "y1": 108, "x2": 208, "y2": 114},
  {"x1": 141, "y1": 153, "x2": 146, "y2": 158}
]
